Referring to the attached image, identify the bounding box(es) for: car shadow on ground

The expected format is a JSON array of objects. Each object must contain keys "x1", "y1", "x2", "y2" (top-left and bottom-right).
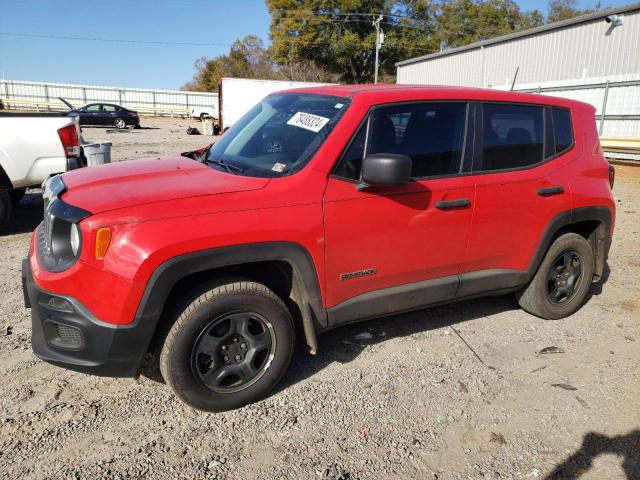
[
  {"x1": 0, "y1": 192, "x2": 43, "y2": 237},
  {"x1": 276, "y1": 294, "x2": 520, "y2": 394},
  {"x1": 544, "y1": 430, "x2": 640, "y2": 479},
  {"x1": 277, "y1": 263, "x2": 612, "y2": 394}
]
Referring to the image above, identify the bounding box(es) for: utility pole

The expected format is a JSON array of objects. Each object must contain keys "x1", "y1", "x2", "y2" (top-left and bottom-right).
[{"x1": 373, "y1": 14, "x2": 384, "y2": 84}]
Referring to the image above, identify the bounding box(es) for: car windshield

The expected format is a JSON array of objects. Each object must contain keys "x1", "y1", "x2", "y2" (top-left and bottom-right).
[{"x1": 206, "y1": 93, "x2": 350, "y2": 177}]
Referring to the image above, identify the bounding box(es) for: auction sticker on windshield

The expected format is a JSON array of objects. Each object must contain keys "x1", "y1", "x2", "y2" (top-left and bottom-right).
[{"x1": 287, "y1": 112, "x2": 330, "y2": 133}]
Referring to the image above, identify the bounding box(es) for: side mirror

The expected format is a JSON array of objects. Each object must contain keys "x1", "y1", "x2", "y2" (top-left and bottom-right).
[{"x1": 359, "y1": 153, "x2": 412, "y2": 189}]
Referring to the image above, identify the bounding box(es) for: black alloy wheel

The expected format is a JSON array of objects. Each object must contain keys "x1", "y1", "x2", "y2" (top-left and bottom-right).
[
  {"x1": 516, "y1": 232, "x2": 594, "y2": 320},
  {"x1": 192, "y1": 312, "x2": 275, "y2": 393},
  {"x1": 546, "y1": 250, "x2": 584, "y2": 305},
  {"x1": 159, "y1": 280, "x2": 295, "y2": 411}
]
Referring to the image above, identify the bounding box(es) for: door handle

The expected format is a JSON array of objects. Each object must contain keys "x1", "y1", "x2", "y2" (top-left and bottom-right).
[
  {"x1": 435, "y1": 198, "x2": 471, "y2": 210},
  {"x1": 537, "y1": 186, "x2": 564, "y2": 196}
]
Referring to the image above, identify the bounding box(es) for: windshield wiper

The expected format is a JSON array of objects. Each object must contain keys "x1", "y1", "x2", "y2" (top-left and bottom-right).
[{"x1": 204, "y1": 159, "x2": 244, "y2": 174}]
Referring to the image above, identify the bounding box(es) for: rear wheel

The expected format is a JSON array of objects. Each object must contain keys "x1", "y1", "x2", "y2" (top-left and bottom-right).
[
  {"x1": 160, "y1": 280, "x2": 295, "y2": 412},
  {"x1": 0, "y1": 185, "x2": 11, "y2": 228},
  {"x1": 114, "y1": 118, "x2": 126, "y2": 129},
  {"x1": 516, "y1": 233, "x2": 594, "y2": 319}
]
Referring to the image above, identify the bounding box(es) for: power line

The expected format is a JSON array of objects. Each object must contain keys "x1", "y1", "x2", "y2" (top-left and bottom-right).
[
  {"x1": 0, "y1": 31, "x2": 433, "y2": 52},
  {"x1": 268, "y1": 8, "x2": 426, "y2": 21}
]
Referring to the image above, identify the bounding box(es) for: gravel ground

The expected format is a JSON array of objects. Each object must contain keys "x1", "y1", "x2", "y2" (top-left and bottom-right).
[
  {"x1": 0, "y1": 123, "x2": 638, "y2": 479},
  {"x1": 81, "y1": 116, "x2": 219, "y2": 162}
]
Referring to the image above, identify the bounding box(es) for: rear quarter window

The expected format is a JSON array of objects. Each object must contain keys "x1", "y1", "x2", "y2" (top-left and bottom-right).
[{"x1": 552, "y1": 107, "x2": 573, "y2": 154}]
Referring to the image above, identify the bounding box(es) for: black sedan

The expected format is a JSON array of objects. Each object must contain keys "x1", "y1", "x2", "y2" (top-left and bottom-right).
[{"x1": 60, "y1": 98, "x2": 140, "y2": 128}]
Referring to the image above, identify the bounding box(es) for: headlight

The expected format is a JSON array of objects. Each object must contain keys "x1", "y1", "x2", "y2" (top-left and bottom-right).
[
  {"x1": 70, "y1": 223, "x2": 80, "y2": 256},
  {"x1": 38, "y1": 176, "x2": 91, "y2": 273},
  {"x1": 38, "y1": 217, "x2": 83, "y2": 273}
]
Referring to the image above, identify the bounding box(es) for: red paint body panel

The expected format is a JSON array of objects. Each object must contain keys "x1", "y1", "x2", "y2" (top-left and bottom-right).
[
  {"x1": 323, "y1": 176, "x2": 475, "y2": 307},
  {"x1": 29, "y1": 85, "x2": 615, "y2": 326}
]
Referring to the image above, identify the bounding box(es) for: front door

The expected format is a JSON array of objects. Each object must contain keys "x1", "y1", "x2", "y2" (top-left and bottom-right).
[{"x1": 323, "y1": 101, "x2": 476, "y2": 321}]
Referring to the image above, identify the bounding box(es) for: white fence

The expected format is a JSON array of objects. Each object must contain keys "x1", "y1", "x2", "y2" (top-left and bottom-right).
[
  {"x1": 496, "y1": 74, "x2": 640, "y2": 139},
  {"x1": 0, "y1": 79, "x2": 217, "y2": 117}
]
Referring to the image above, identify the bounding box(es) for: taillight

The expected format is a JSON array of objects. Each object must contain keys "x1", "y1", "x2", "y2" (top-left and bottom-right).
[
  {"x1": 57, "y1": 124, "x2": 80, "y2": 158},
  {"x1": 609, "y1": 164, "x2": 615, "y2": 189}
]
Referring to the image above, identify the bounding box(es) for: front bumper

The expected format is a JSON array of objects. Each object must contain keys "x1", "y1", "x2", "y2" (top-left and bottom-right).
[{"x1": 23, "y1": 259, "x2": 148, "y2": 377}]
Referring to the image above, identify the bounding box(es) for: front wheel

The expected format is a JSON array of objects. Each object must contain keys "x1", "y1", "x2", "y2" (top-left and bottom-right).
[
  {"x1": 0, "y1": 185, "x2": 11, "y2": 228},
  {"x1": 516, "y1": 233, "x2": 594, "y2": 320},
  {"x1": 114, "y1": 118, "x2": 126, "y2": 129},
  {"x1": 160, "y1": 280, "x2": 295, "y2": 412}
]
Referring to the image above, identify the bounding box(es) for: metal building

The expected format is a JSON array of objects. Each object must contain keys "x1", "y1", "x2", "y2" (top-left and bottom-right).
[
  {"x1": 396, "y1": 3, "x2": 640, "y2": 88},
  {"x1": 396, "y1": 3, "x2": 640, "y2": 155}
]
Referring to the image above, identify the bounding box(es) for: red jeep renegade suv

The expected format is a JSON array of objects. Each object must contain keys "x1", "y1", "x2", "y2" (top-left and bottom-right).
[{"x1": 23, "y1": 85, "x2": 615, "y2": 411}]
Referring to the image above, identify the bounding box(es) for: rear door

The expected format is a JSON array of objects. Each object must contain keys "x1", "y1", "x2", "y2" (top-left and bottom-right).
[
  {"x1": 79, "y1": 104, "x2": 101, "y2": 125},
  {"x1": 101, "y1": 104, "x2": 119, "y2": 125},
  {"x1": 323, "y1": 101, "x2": 476, "y2": 315},
  {"x1": 459, "y1": 102, "x2": 574, "y2": 296}
]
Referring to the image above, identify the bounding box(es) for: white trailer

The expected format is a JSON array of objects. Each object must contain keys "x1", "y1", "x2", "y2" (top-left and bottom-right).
[{"x1": 218, "y1": 78, "x2": 332, "y2": 131}]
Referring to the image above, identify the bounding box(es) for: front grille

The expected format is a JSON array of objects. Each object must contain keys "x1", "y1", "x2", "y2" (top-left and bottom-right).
[{"x1": 56, "y1": 324, "x2": 83, "y2": 347}]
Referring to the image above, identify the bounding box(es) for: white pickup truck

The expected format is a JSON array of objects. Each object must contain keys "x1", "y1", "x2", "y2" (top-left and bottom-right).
[{"x1": 0, "y1": 113, "x2": 84, "y2": 228}]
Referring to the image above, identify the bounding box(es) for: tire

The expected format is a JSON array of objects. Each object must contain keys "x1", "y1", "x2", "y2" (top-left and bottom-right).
[
  {"x1": 0, "y1": 185, "x2": 11, "y2": 228},
  {"x1": 160, "y1": 280, "x2": 295, "y2": 412},
  {"x1": 114, "y1": 118, "x2": 126, "y2": 129},
  {"x1": 516, "y1": 233, "x2": 594, "y2": 320},
  {"x1": 9, "y1": 188, "x2": 26, "y2": 206}
]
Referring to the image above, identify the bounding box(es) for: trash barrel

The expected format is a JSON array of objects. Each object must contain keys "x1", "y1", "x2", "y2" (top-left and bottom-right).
[
  {"x1": 202, "y1": 118, "x2": 215, "y2": 136},
  {"x1": 82, "y1": 142, "x2": 112, "y2": 166}
]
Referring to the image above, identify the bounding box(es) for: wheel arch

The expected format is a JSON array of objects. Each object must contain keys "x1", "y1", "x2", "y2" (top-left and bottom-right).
[
  {"x1": 0, "y1": 164, "x2": 12, "y2": 189},
  {"x1": 530, "y1": 206, "x2": 612, "y2": 282},
  {"x1": 135, "y1": 242, "x2": 325, "y2": 360}
]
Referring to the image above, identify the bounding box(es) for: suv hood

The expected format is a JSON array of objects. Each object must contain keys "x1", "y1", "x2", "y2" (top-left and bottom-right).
[{"x1": 61, "y1": 155, "x2": 270, "y2": 214}]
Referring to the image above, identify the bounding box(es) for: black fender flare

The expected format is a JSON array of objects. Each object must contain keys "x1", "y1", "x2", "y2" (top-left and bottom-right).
[
  {"x1": 132, "y1": 242, "x2": 326, "y2": 359},
  {"x1": 532, "y1": 205, "x2": 612, "y2": 281}
]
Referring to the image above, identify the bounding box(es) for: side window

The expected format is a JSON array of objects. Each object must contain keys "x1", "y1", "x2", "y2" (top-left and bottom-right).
[
  {"x1": 85, "y1": 104, "x2": 100, "y2": 112},
  {"x1": 552, "y1": 107, "x2": 573, "y2": 154},
  {"x1": 480, "y1": 103, "x2": 544, "y2": 171},
  {"x1": 334, "y1": 102, "x2": 467, "y2": 180},
  {"x1": 103, "y1": 105, "x2": 116, "y2": 112}
]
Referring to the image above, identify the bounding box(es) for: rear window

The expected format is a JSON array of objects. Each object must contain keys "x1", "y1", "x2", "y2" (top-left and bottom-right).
[
  {"x1": 479, "y1": 103, "x2": 544, "y2": 171},
  {"x1": 552, "y1": 108, "x2": 573, "y2": 154}
]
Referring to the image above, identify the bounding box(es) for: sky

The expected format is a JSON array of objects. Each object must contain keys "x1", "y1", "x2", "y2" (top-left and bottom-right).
[{"x1": 0, "y1": 0, "x2": 630, "y2": 90}]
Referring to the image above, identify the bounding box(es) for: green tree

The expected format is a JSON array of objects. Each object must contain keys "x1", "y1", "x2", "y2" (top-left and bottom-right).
[
  {"x1": 182, "y1": 35, "x2": 280, "y2": 92},
  {"x1": 436, "y1": 0, "x2": 544, "y2": 50},
  {"x1": 266, "y1": 0, "x2": 438, "y2": 84},
  {"x1": 548, "y1": 0, "x2": 599, "y2": 23}
]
